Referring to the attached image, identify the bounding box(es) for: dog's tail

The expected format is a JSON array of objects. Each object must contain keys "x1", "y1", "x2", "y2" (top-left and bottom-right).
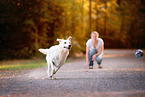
[{"x1": 38, "y1": 49, "x2": 49, "y2": 55}]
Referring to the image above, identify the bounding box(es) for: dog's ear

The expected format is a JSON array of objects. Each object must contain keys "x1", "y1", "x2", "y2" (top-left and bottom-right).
[
  {"x1": 57, "y1": 39, "x2": 62, "y2": 43},
  {"x1": 67, "y1": 36, "x2": 72, "y2": 41}
]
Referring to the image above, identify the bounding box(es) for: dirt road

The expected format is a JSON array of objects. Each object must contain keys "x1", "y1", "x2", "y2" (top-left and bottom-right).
[{"x1": 0, "y1": 49, "x2": 145, "y2": 97}]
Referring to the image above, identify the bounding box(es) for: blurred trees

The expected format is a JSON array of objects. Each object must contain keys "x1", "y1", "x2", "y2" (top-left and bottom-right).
[
  {"x1": 0, "y1": 0, "x2": 63, "y2": 60},
  {"x1": 0, "y1": 0, "x2": 145, "y2": 60},
  {"x1": 127, "y1": 0, "x2": 145, "y2": 48}
]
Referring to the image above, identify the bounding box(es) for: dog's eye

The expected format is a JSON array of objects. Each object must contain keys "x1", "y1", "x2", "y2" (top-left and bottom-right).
[
  {"x1": 64, "y1": 42, "x2": 66, "y2": 44},
  {"x1": 69, "y1": 42, "x2": 71, "y2": 44}
]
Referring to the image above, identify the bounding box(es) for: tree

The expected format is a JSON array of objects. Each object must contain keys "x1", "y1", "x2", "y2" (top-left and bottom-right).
[
  {"x1": 0, "y1": 0, "x2": 63, "y2": 60},
  {"x1": 89, "y1": 0, "x2": 92, "y2": 34}
]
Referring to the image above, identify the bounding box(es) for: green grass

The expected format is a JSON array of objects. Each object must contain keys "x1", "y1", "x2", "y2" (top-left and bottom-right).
[
  {"x1": 0, "y1": 59, "x2": 47, "y2": 70},
  {"x1": 0, "y1": 58, "x2": 71, "y2": 70}
]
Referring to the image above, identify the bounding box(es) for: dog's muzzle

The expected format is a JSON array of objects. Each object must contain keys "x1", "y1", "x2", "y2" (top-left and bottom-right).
[{"x1": 64, "y1": 45, "x2": 72, "y2": 50}]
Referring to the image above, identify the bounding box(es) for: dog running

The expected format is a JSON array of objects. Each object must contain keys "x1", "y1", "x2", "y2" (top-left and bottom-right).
[{"x1": 39, "y1": 36, "x2": 72, "y2": 79}]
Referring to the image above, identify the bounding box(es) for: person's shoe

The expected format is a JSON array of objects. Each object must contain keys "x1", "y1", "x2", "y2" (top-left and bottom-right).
[
  {"x1": 98, "y1": 65, "x2": 103, "y2": 69},
  {"x1": 89, "y1": 66, "x2": 93, "y2": 69}
]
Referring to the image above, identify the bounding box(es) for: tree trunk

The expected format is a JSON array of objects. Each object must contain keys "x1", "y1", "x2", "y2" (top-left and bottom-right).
[
  {"x1": 81, "y1": 0, "x2": 84, "y2": 34},
  {"x1": 35, "y1": 25, "x2": 39, "y2": 52},
  {"x1": 104, "y1": 0, "x2": 107, "y2": 35},
  {"x1": 71, "y1": 0, "x2": 75, "y2": 35},
  {"x1": 89, "y1": 0, "x2": 92, "y2": 34},
  {"x1": 95, "y1": 1, "x2": 99, "y2": 31}
]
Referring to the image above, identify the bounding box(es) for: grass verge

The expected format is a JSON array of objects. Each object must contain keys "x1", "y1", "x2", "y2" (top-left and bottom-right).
[
  {"x1": 0, "y1": 58, "x2": 71, "y2": 77},
  {"x1": 0, "y1": 59, "x2": 47, "y2": 70}
]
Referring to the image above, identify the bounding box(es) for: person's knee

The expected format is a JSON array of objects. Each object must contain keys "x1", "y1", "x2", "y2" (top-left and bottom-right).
[
  {"x1": 96, "y1": 59, "x2": 102, "y2": 65},
  {"x1": 95, "y1": 57, "x2": 101, "y2": 62}
]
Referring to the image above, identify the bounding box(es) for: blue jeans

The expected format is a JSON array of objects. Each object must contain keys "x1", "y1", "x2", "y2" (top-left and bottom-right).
[{"x1": 89, "y1": 49, "x2": 104, "y2": 66}]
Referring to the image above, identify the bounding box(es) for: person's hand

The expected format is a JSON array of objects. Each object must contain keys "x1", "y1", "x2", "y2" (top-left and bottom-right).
[
  {"x1": 92, "y1": 54, "x2": 97, "y2": 61},
  {"x1": 84, "y1": 63, "x2": 89, "y2": 69}
]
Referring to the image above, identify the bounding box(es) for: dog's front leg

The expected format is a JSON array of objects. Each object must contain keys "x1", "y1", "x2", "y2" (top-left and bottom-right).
[
  {"x1": 47, "y1": 61, "x2": 52, "y2": 78},
  {"x1": 49, "y1": 61, "x2": 56, "y2": 79}
]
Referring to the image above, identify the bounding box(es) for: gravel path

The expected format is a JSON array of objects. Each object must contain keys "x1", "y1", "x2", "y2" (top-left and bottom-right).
[{"x1": 0, "y1": 49, "x2": 145, "y2": 97}]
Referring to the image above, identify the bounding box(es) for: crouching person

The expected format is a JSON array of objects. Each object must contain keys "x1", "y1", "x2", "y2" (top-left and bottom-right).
[{"x1": 84, "y1": 31, "x2": 104, "y2": 69}]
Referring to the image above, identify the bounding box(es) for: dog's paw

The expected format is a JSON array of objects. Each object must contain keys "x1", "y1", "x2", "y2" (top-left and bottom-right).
[{"x1": 48, "y1": 76, "x2": 56, "y2": 80}]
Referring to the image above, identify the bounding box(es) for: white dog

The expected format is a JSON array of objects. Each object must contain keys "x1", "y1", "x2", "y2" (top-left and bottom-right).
[{"x1": 39, "y1": 36, "x2": 72, "y2": 79}]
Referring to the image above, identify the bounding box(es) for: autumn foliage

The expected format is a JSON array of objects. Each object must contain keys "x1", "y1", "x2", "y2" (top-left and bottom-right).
[{"x1": 0, "y1": 0, "x2": 145, "y2": 60}]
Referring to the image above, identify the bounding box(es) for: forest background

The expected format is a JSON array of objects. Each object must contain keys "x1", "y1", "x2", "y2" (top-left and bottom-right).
[{"x1": 0, "y1": 0, "x2": 145, "y2": 60}]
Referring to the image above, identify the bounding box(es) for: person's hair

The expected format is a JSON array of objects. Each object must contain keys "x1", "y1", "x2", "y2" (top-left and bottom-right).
[{"x1": 91, "y1": 31, "x2": 99, "y2": 37}]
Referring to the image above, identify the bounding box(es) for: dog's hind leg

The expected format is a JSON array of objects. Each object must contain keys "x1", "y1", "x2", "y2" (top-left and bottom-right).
[{"x1": 53, "y1": 66, "x2": 61, "y2": 75}]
